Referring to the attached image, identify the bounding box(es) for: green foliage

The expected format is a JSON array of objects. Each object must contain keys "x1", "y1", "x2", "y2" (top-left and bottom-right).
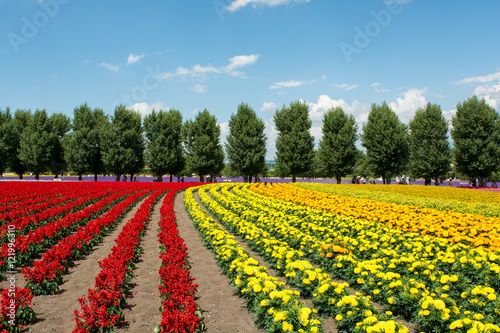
[
  {"x1": 49, "y1": 112, "x2": 71, "y2": 177},
  {"x1": 0, "y1": 107, "x2": 12, "y2": 175},
  {"x1": 4, "y1": 109, "x2": 31, "y2": 178},
  {"x1": 361, "y1": 102, "x2": 408, "y2": 184},
  {"x1": 143, "y1": 108, "x2": 184, "y2": 181},
  {"x1": 18, "y1": 109, "x2": 57, "y2": 179},
  {"x1": 183, "y1": 109, "x2": 224, "y2": 182},
  {"x1": 274, "y1": 101, "x2": 315, "y2": 182},
  {"x1": 451, "y1": 95, "x2": 500, "y2": 186},
  {"x1": 225, "y1": 103, "x2": 267, "y2": 181},
  {"x1": 64, "y1": 103, "x2": 108, "y2": 180},
  {"x1": 409, "y1": 102, "x2": 451, "y2": 184},
  {"x1": 101, "y1": 105, "x2": 144, "y2": 180},
  {"x1": 318, "y1": 106, "x2": 358, "y2": 183}
]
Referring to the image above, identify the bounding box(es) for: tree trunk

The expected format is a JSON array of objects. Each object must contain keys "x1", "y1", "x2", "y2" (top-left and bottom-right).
[
  {"x1": 94, "y1": 173, "x2": 98, "y2": 182},
  {"x1": 130, "y1": 174, "x2": 134, "y2": 182},
  {"x1": 382, "y1": 174, "x2": 386, "y2": 184},
  {"x1": 479, "y1": 178, "x2": 486, "y2": 187},
  {"x1": 78, "y1": 174, "x2": 83, "y2": 181},
  {"x1": 435, "y1": 177, "x2": 439, "y2": 185},
  {"x1": 35, "y1": 173, "x2": 40, "y2": 180},
  {"x1": 170, "y1": 175, "x2": 173, "y2": 182},
  {"x1": 336, "y1": 173, "x2": 341, "y2": 184},
  {"x1": 249, "y1": 176, "x2": 252, "y2": 183},
  {"x1": 116, "y1": 175, "x2": 120, "y2": 182},
  {"x1": 292, "y1": 174, "x2": 296, "y2": 183},
  {"x1": 243, "y1": 175, "x2": 248, "y2": 183},
  {"x1": 425, "y1": 178, "x2": 431, "y2": 186},
  {"x1": 19, "y1": 174, "x2": 23, "y2": 179},
  {"x1": 199, "y1": 175, "x2": 204, "y2": 182},
  {"x1": 158, "y1": 176, "x2": 163, "y2": 182}
]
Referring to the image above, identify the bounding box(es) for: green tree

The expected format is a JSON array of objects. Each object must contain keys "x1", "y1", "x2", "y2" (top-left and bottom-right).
[
  {"x1": 409, "y1": 102, "x2": 451, "y2": 185},
  {"x1": 19, "y1": 109, "x2": 57, "y2": 179},
  {"x1": 361, "y1": 102, "x2": 408, "y2": 184},
  {"x1": 0, "y1": 107, "x2": 12, "y2": 175},
  {"x1": 8, "y1": 109, "x2": 32, "y2": 178},
  {"x1": 64, "y1": 103, "x2": 108, "y2": 181},
  {"x1": 451, "y1": 96, "x2": 500, "y2": 187},
  {"x1": 225, "y1": 103, "x2": 267, "y2": 182},
  {"x1": 101, "y1": 105, "x2": 144, "y2": 181},
  {"x1": 318, "y1": 107, "x2": 358, "y2": 184},
  {"x1": 183, "y1": 109, "x2": 224, "y2": 182},
  {"x1": 144, "y1": 108, "x2": 184, "y2": 182},
  {"x1": 274, "y1": 101, "x2": 314, "y2": 182},
  {"x1": 49, "y1": 112, "x2": 71, "y2": 178}
]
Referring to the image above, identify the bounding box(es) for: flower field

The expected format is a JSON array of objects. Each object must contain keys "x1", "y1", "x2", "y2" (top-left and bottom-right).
[
  {"x1": 1, "y1": 181, "x2": 499, "y2": 333},
  {"x1": 0, "y1": 181, "x2": 204, "y2": 333}
]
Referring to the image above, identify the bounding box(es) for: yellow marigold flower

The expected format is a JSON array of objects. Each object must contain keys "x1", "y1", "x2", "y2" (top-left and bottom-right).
[
  {"x1": 274, "y1": 311, "x2": 287, "y2": 321},
  {"x1": 260, "y1": 299, "x2": 269, "y2": 307},
  {"x1": 387, "y1": 297, "x2": 395, "y2": 304},
  {"x1": 488, "y1": 294, "x2": 497, "y2": 301},
  {"x1": 282, "y1": 321, "x2": 293, "y2": 332},
  {"x1": 473, "y1": 313, "x2": 484, "y2": 320},
  {"x1": 434, "y1": 299, "x2": 446, "y2": 310},
  {"x1": 335, "y1": 314, "x2": 343, "y2": 321},
  {"x1": 318, "y1": 284, "x2": 329, "y2": 294}
]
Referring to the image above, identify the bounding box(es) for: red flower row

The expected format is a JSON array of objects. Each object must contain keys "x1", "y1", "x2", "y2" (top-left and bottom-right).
[
  {"x1": 73, "y1": 189, "x2": 165, "y2": 332},
  {"x1": 157, "y1": 186, "x2": 204, "y2": 333},
  {"x1": 0, "y1": 183, "x2": 105, "y2": 222},
  {"x1": 22, "y1": 189, "x2": 151, "y2": 295},
  {"x1": 1, "y1": 188, "x2": 137, "y2": 275}
]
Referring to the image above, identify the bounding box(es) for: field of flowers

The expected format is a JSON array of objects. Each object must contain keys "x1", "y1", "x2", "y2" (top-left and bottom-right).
[
  {"x1": 1, "y1": 180, "x2": 499, "y2": 333},
  {"x1": 0, "y1": 181, "x2": 204, "y2": 333}
]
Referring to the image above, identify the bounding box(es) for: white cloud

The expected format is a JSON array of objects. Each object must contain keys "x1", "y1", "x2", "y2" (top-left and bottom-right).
[
  {"x1": 473, "y1": 80, "x2": 500, "y2": 110},
  {"x1": 226, "y1": 0, "x2": 310, "y2": 13},
  {"x1": 436, "y1": 94, "x2": 446, "y2": 98},
  {"x1": 157, "y1": 54, "x2": 259, "y2": 81},
  {"x1": 99, "y1": 62, "x2": 120, "y2": 71},
  {"x1": 334, "y1": 83, "x2": 359, "y2": 91},
  {"x1": 453, "y1": 72, "x2": 500, "y2": 84},
  {"x1": 83, "y1": 59, "x2": 90, "y2": 64},
  {"x1": 269, "y1": 79, "x2": 317, "y2": 89},
  {"x1": 260, "y1": 102, "x2": 281, "y2": 113},
  {"x1": 304, "y1": 94, "x2": 370, "y2": 124},
  {"x1": 371, "y1": 82, "x2": 389, "y2": 93},
  {"x1": 219, "y1": 121, "x2": 230, "y2": 138},
  {"x1": 127, "y1": 53, "x2": 145, "y2": 65},
  {"x1": 129, "y1": 101, "x2": 169, "y2": 116},
  {"x1": 191, "y1": 84, "x2": 207, "y2": 93},
  {"x1": 225, "y1": 54, "x2": 260, "y2": 72},
  {"x1": 454, "y1": 72, "x2": 500, "y2": 110},
  {"x1": 389, "y1": 87, "x2": 428, "y2": 123}
]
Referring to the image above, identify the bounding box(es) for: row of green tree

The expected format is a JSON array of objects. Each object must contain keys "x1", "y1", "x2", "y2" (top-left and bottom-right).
[{"x1": 0, "y1": 95, "x2": 499, "y2": 185}]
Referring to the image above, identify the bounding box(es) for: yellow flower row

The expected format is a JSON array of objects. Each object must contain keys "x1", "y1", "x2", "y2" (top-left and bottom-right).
[
  {"x1": 295, "y1": 183, "x2": 500, "y2": 218},
  {"x1": 235, "y1": 183, "x2": 500, "y2": 332},
  {"x1": 256, "y1": 183, "x2": 500, "y2": 251},
  {"x1": 184, "y1": 187, "x2": 322, "y2": 333},
  {"x1": 201, "y1": 184, "x2": 409, "y2": 333}
]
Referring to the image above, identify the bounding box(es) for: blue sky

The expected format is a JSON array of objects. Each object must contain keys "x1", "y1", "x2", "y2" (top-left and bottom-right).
[{"x1": 1, "y1": 0, "x2": 499, "y2": 159}]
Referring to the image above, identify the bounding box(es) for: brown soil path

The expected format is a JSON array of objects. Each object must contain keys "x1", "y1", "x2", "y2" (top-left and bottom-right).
[
  {"x1": 24, "y1": 195, "x2": 149, "y2": 332},
  {"x1": 174, "y1": 191, "x2": 262, "y2": 333},
  {"x1": 115, "y1": 195, "x2": 164, "y2": 333}
]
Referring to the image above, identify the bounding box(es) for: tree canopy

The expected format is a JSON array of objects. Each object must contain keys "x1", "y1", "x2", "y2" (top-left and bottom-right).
[
  {"x1": 64, "y1": 103, "x2": 108, "y2": 180},
  {"x1": 183, "y1": 109, "x2": 224, "y2": 182},
  {"x1": 451, "y1": 95, "x2": 500, "y2": 186},
  {"x1": 318, "y1": 106, "x2": 358, "y2": 183},
  {"x1": 144, "y1": 108, "x2": 184, "y2": 182},
  {"x1": 408, "y1": 102, "x2": 451, "y2": 185},
  {"x1": 101, "y1": 105, "x2": 144, "y2": 181},
  {"x1": 225, "y1": 103, "x2": 267, "y2": 182},
  {"x1": 274, "y1": 101, "x2": 315, "y2": 182},
  {"x1": 18, "y1": 109, "x2": 57, "y2": 179},
  {"x1": 361, "y1": 102, "x2": 408, "y2": 184}
]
